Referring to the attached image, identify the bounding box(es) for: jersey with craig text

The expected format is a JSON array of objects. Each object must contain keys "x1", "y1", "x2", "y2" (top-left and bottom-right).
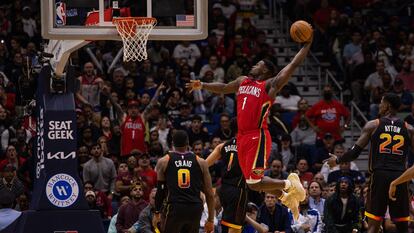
[
  {"x1": 369, "y1": 117, "x2": 411, "y2": 172},
  {"x1": 237, "y1": 77, "x2": 273, "y2": 133},
  {"x1": 165, "y1": 151, "x2": 203, "y2": 204},
  {"x1": 220, "y1": 138, "x2": 245, "y2": 188}
]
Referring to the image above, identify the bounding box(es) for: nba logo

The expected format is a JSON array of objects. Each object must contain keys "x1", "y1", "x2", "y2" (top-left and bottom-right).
[{"x1": 56, "y1": 1, "x2": 66, "y2": 26}]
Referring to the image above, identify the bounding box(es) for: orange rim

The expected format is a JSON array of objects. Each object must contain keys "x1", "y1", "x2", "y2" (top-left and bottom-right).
[{"x1": 112, "y1": 17, "x2": 157, "y2": 25}]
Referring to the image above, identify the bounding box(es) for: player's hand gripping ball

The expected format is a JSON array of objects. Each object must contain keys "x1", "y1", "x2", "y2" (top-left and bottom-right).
[{"x1": 290, "y1": 20, "x2": 313, "y2": 43}]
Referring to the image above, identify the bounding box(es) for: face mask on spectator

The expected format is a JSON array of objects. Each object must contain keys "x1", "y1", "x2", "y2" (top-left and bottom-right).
[{"x1": 323, "y1": 91, "x2": 333, "y2": 100}]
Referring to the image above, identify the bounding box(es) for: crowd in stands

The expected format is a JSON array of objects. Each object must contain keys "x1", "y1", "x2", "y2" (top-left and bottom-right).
[{"x1": 0, "y1": 0, "x2": 414, "y2": 232}]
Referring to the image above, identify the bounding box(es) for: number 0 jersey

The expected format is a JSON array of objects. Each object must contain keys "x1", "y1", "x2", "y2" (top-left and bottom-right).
[
  {"x1": 236, "y1": 77, "x2": 273, "y2": 134},
  {"x1": 165, "y1": 151, "x2": 203, "y2": 204},
  {"x1": 369, "y1": 117, "x2": 411, "y2": 172}
]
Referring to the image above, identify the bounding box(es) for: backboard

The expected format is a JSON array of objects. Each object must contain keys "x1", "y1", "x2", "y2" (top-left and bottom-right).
[{"x1": 41, "y1": 0, "x2": 208, "y2": 41}]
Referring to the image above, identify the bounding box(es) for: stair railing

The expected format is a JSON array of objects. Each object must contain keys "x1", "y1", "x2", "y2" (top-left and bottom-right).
[{"x1": 350, "y1": 101, "x2": 368, "y2": 141}]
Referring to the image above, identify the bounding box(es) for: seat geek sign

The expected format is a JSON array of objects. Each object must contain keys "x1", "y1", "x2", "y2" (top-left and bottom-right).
[
  {"x1": 48, "y1": 121, "x2": 74, "y2": 139},
  {"x1": 31, "y1": 66, "x2": 87, "y2": 211}
]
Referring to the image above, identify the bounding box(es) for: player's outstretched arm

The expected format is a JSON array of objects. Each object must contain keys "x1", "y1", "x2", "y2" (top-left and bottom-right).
[
  {"x1": 267, "y1": 39, "x2": 312, "y2": 99},
  {"x1": 205, "y1": 143, "x2": 224, "y2": 167},
  {"x1": 186, "y1": 76, "x2": 246, "y2": 94},
  {"x1": 197, "y1": 157, "x2": 215, "y2": 233},
  {"x1": 326, "y1": 119, "x2": 378, "y2": 167}
]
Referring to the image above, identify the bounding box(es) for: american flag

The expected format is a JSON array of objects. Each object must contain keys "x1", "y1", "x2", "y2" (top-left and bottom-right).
[{"x1": 176, "y1": 15, "x2": 195, "y2": 27}]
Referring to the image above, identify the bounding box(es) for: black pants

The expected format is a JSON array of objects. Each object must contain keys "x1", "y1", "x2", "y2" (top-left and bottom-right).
[{"x1": 162, "y1": 203, "x2": 203, "y2": 233}]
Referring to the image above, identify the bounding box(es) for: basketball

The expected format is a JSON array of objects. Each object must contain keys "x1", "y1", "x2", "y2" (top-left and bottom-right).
[{"x1": 290, "y1": 20, "x2": 313, "y2": 43}]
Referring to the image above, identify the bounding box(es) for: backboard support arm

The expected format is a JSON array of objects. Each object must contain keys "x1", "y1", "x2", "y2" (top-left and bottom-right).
[{"x1": 44, "y1": 40, "x2": 91, "y2": 77}]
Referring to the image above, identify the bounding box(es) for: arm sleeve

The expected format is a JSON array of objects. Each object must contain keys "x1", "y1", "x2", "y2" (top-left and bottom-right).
[{"x1": 337, "y1": 145, "x2": 363, "y2": 163}]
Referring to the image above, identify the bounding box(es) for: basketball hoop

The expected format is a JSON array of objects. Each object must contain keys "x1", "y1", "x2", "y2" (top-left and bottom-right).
[{"x1": 113, "y1": 17, "x2": 157, "y2": 62}]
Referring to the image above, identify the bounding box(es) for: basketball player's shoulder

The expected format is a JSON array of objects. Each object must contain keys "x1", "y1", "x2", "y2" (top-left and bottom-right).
[{"x1": 236, "y1": 75, "x2": 249, "y2": 84}]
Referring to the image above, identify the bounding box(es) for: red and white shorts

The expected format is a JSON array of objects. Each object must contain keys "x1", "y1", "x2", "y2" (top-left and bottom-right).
[{"x1": 236, "y1": 129, "x2": 272, "y2": 184}]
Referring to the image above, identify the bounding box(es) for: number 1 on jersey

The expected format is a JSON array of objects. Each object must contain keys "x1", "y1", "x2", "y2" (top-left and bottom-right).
[{"x1": 242, "y1": 97, "x2": 247, "y2": 110}]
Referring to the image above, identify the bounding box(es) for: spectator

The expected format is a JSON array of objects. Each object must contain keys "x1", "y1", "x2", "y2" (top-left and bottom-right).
[
  {"x1": 397, "y1": 59, "x2": 414, "y2": 91},
  {"x1": 76, "y1": 62, "x2": 104, "y2": 111},
  {"x1": 152, "y1": 115, "x2": 170, "y2": 151},
  {"x1": 116, "y1": 184, "x2": 148, "y2": 233},
  {"x1": 135, "y1": 153, "x2": 157, "y2": 201},
  {"x1": 327, "y1": 162, "x2": 365, "y2": 185},
  {"x1": 108, "y1": 196, "x2": 131, "y2": 233},
  {"x1": 0, "y1": 145, "x2": 26, "y2": 171},
  {"x1": 83, "y1": 143, "x2": 117, "y2": 195},
  {"x1": 364, "y1": 61, "x2": 390, "y2": 100},
  {"x1": 191, "y1": 140, "x2": 204, "y2": 157},
  {"x1": 0, "y1": 164, "x2": 24, "y2": 198},
  {"x1": 187, "y1": 115, "x2": 209, "y2": 146},
  {"x1": 199, "y1": 55, "x2": 225, "y2": 83},
  {"x1": 83, "y1": 181, "x2": 112, "y2": 219},
  {"x1": 244, "y1": 202, "x2": 268, "y2": 233},
  {"x1": 320, "y1": 144, "x2": 359, "y2": 182},
  {"x1": 258, "y1": 193, "x2": 292, "y2": 233},
  {"x1": 391, "y1": 78, "x2": 413, "y2": 112},
  {"x1": 292, "y1": 98, "x2": 314, "y2": 130},
  {"x1": 0, "y1": 189, "x2": 21, "y2": 233},
  {"x1": 172, "y1": 41, "x2": 201, "y2": 68},
  {"x1": 343, "y1": 31, "x2": 364, "y2": 68},
  {"x1": 213, "y1": 113, "x2": 234, "y2": 141},
  {"x1": 134, "y1": 188, "x2": 158, "y2": 233},
  {"x1": 173, "y1": 102, "x2": 193, "y2": 130},
  {"x1": 264, "y1": 157, "x2": 288, "y2": 180},
  {"x1": 275, "y1": 134, "x2": 296, "y2": 172},
  {"x1": 323, "y1": 177, "x2": 359, "y2": 233},
  {"x1": 291, "y1": 194, "x2": 322, "y2": 233},
  {"x1": 306, "y1": 85, "x2": 350, "y2": 143},
  {"x1": 105, "y1": 92, "x2": 147, "y2": 155},
  {"x1": 85, "y1": 190, "x2": 107, "y2": 218},
  {"x1": 308, "y1": 181, "x2": 325, "y2": 219},
  {"x1": 212, "y1": 0, "x2": 237, "y2": 20},
  {"x1": 312, "y1": 133, "x2": 335, "y2": 172},
  {"x1": 313, "y1": 173, "x2": 326, "y2": 187},
  {"x1": 369, "y1": 71, "x2": 394, "y2": 119},
  {"x1": 21, "y1": 7, "x2": 36, "y2": 38},
  {"x1": 350, "y1": 52, "x2": 376, "y2": 105},
  {"x1": 297, "y1": 159, "x2": 314, "y2": 187},
  {"x1": 115, "y1": 162, "x2": 133, "y2": 197},
  {"x1": 275, "y1": 86, "x2": 302, "y2": 113},
  {"x1": 290, "y1": 113, "x2": 317, "y2": 162}
]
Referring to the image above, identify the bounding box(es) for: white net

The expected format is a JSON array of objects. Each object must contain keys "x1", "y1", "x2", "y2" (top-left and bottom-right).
[{"x1": 113, "y1": 17, "x2": 157, "y2": 62}]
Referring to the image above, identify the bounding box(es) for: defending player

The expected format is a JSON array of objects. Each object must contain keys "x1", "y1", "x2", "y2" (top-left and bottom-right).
[
  {"x1": 205, "y1": 120, "x2": 246, "y2": 233},
  {"x1": 187, "y1": 37, "x2": 313, "y2": 219},
  {"x1": 327, "y1": 93, "x2": 414, "y2": 233},
  {"x1": 153, "y1": 130, "x2": 215, "y2": 233}
]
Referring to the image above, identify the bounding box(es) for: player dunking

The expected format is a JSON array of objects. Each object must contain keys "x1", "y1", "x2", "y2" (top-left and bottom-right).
[
  {"x1": 153, "y1": 130, "x2": 215, "y2": 233},
  {"x1": 206, "y1": 120, "x2": 246, "y2": 233},
  {"x1": 327, "y1": 93, "x2": 414, "y2": 233},
  {"x1": 187, "y1": 37, "x2": 313, "y2": 219}
]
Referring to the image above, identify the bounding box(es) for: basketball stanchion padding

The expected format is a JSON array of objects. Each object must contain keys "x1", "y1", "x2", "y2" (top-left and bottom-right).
[{"x1": 113, "y1": 17, "x2": 157, "y2": 62}]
